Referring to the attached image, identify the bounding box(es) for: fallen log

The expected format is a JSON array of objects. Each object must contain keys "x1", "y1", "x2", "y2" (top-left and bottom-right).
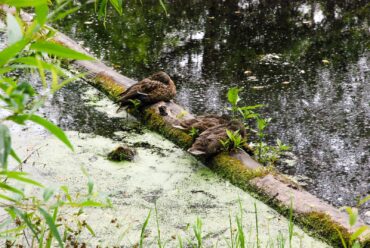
[{"x1": 1, "y1": 8, "x2": 369, "y2": 247}]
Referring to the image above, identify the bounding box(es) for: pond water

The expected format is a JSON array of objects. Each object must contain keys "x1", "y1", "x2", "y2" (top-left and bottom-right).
[{"x1": 58, "y1": 1, "x2": 370, "y2": 218}]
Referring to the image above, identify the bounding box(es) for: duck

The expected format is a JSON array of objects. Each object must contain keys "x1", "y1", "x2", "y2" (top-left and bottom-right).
[
  {"x1": 188, "y1": 119, "x2": 246, "y2": 156},
  {"x1": 117, "y1": 71, "x2": 176, "y2": 111},
  {"x1": 174, "y1": 114, "x2": 229, "y2": 133}
]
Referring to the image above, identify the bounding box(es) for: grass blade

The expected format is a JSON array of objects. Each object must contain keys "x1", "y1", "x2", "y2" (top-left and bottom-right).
[
  {"x1": 140, "y1": 210, "x2": 151, "y2": 248},
  {"x1": 38, "y1": 207, "x2": 63, "y2": 248}
]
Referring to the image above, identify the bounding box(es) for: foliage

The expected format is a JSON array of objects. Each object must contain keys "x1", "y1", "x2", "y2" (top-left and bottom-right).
[
  {"x1": 188, "y1": 127, "x2": 199, "y2": 140},
  {"x1": 220, "y1": 129, "x2": 246, "y2": 152},
  {"x1": 0, "y1": 0, "x2": 120, "y2": 246},
  {"x1": 128, "y1": 98, "x2": 141, "y2": 113},
  {"x1": 225, "y1": 87, "x2": 290, "y2": 165},
  {"x1": 336, "y1": 196, "x2": 370, "y2": 248}
]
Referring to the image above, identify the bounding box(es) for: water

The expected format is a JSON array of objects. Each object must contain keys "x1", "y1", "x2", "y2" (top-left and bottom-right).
[{"x1": 58, "y1": 1, "x2": 369, "y2": 217}]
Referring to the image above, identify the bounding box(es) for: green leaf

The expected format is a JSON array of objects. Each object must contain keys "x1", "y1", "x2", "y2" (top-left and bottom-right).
[
  {"x1": 0, "y1": 38, "x2": 29, "y2": 67},
  {"x1": 30, "y1": 41, "x2": 94, "y2": 60},
  {"x1": 0, "y1": 124, "x2": 11, "y2": 169},
  {"x1": 84, "y1": 222, "x2": 96, "y2": 237},
  {"x1": 352, "y1": 241, "x2": 361, "y2": 248},
  {"x1": 0, "y1": 0, "x2": 47, "y2": 7},
  {"x1": 0, "y1": 182, "x2": 24, "y2": 196},
  {"x1": 350, "y1": 226, "x2": 368, "y2": 242},
  {"x1": 38, "y1": 207, "x2": 63, "y2": 248},
  {"x1": 51, "y1": 6, "x2": 80, "y2": 22},
  {"x1": 159, "y1": 0, "x2": 167, "y2": 15},
  {"x1": 358, "y1": 195, "x2": 370, "y2": 206},
  {"x1": 68, "y1": 200, "x2": 104, "y2": 208},
  {"x1": 0, "y1": 193, "x2": 17, "y2": 202},
  {"x1": 227, "y1": 87, "x2": 241, "y2": 107},
  {"x1": 54, "y1": 72, "x2": 85, "y2": 92},
  {"x1": 27, "y1": 115, "x2": 74, "y2": 151},
  {"x1": 11, "y1": 57, "x2": 66, "y2": 75},
  {"x1": 347, "y1": 207, "x2": 358, "y2": 227},
  {"x1": 87, "y1": 177, "x2": 94, "y2": 195},
  {"x1": 6, "y1": 13, "x2": 23, "y2": 45},
  {"x1": 11, "y1": 208, "x2": 39, "y2": 239},
  {"x1": 109, "y1": 0, "x2": 123, "y2": 15},
  {"x1": 35, "y1": 3, "x2": 49, "y2": 26},
  {"x1": 140, "y1": 210, "x2": 151, "y2": 248},
  {"x1": 0, "y1": 171, "x2": 43, "y2": 187}
]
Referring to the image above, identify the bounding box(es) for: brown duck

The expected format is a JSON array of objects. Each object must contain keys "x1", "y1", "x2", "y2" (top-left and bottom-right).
[
  {"x1": 117, "y1": 71, "x2": 176, "y2": 111},
  {"x1": 174, "y1": 114, "x2": 229, "y2": 133},
  {"x1": 188, "y1": 120, "x2": 246, "y2": 156}
]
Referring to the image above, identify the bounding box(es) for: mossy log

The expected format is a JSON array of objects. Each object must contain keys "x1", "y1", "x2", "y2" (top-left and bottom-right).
[{"x1": 1, "y1": 8, "x2": 369, "y2": 247}]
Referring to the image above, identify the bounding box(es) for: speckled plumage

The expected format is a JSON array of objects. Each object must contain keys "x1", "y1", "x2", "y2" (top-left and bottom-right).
[
  {"x1": 117, "y1": 71, "x2": 176, "y2": 110},
  {"x1": 177, "y1": 115, "x2": 229, "y2": 133},
  {"x1": 188, "y1": 120, "x2": 246, "y2": 156}
]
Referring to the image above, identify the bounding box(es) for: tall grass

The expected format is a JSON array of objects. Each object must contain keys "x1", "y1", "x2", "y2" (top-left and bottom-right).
[{"x1": 138, "y1": 199, "x2": 301, "y2": 248}]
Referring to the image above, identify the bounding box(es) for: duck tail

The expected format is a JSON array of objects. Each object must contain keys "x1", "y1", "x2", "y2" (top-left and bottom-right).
[
  {"x1": 187, "y1": 148, "x2": 206, "y2": 155},
  {"x1": 172, "y1": 125, "x2": 186, "y2": 130}
]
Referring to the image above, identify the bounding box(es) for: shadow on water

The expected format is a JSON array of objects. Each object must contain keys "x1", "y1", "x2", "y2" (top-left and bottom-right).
[
  {"x1": 57, "y1": 1, "x2": 369, "y2": 217},
  {"x1": 39, "y1": 82, "x2": 140, "y2": 139}
]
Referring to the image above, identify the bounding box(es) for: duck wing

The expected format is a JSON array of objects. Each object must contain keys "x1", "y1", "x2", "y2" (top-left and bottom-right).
[{"x1": 118, "y1": 79, "x2": 165, "y2": 105}]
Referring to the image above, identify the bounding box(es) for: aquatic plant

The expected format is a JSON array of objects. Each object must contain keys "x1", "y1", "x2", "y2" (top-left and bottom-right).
[
  {"x1": 220, "y1": 129, "x2": 246, "y2": 152},
  {"x1": 225, "y1": 87, "x2": 290, "y2": 165}
]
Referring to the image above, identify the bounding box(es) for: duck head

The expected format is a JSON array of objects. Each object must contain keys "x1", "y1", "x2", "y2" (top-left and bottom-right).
[{"x1": 149, "y1": 71, "x2": 172, "y2": 85}]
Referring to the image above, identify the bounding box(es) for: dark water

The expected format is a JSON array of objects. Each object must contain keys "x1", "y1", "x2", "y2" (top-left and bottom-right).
[{"x1": 58, "y1": 1, "x2": 370, "y2": 218}]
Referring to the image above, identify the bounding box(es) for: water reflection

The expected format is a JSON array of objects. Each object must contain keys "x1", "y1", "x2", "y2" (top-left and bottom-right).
[{"x1": 58, "y1": 0, "x2": 370, "y2": 217}]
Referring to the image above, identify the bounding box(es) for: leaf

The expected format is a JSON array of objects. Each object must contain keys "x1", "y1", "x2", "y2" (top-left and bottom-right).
[
  {"x1": 227, "y1": 87, "x2": 241, "y2": 107},
  {"x1": 0, "y1": 38, "x2": 29, "y2": 67},
  {"x1": 38, "y1": 207, "x2": 63, "y2": 248},
  {"x1": 30, "y1": 41, "x2": 94, "y2": 60},
  {"x1": 54, "y1": 72, "x2": 86, "y2": 92},
  {"x1": 0, "y1": 124, "x2": 11, "y2": 169},
  {"x1": 84, "y1": 222, "x2": 96, "y2": 237},
  {"x1": 0, "y1": 193, "x2": 17, "y2": 202},
  {"x1": 0, "y1": 0, "x2": 47, "y2": 7},
  {"x1": 341, "y1": 207, "x2": 358, "y2": 227},
  {"x1": 6, "y1": 13, "x2": 23, "y2": 45},
  {"x1": 51, "y1": 6, "x2": 80, "y2": 22},
  {"x1": 140, "y1": 210, "x2": 151, "y2": 248},
  {"x1": 97, "y1": 0, "x2": 108, "y2": 21},
  {"x1": 11, "y1": 208, "x2": 39, "y2": 239},
  {"x1": 358, "y1": 195, "x2": 370, "y2": 206},
  {"x1": 11, "y1": 56, "x2": 66, "y2": 75},
  {"x1": 0, "y1": 171, "x2": 43, "y2": 187},
  {"x1": 87, "y1": 177, "x2": 94, "y2": 195},
  {"x1": 35, "y1": 55, "x2": 47, "y2": 88},
  {"x1": 68, "y1": 200, "x2": 104, "y2": 208},
  {"x1": 159, "y1": 0, "x2": 168, "y2": 15},
  {"x1": 43, "y1": 188, "x2": 55, "y2": 202},
  {"x1": 0, "y1": 182, "x2": 24, "y2": 196},
  {"x1": 109, "y1": 0, "x2": 123, "y2": 15},
  {"x1": 27, "y1": 115, "x2": 74, "y2": 151},
  {"x1": 35, "y1": 3, "x2": 49, "y2": 26},
  {"x1": 352, "y1": 242, "x2": 361, "y2": 248},
  {"x1": 350, "y1": 226, "x2": 368, "y2": 242}
]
